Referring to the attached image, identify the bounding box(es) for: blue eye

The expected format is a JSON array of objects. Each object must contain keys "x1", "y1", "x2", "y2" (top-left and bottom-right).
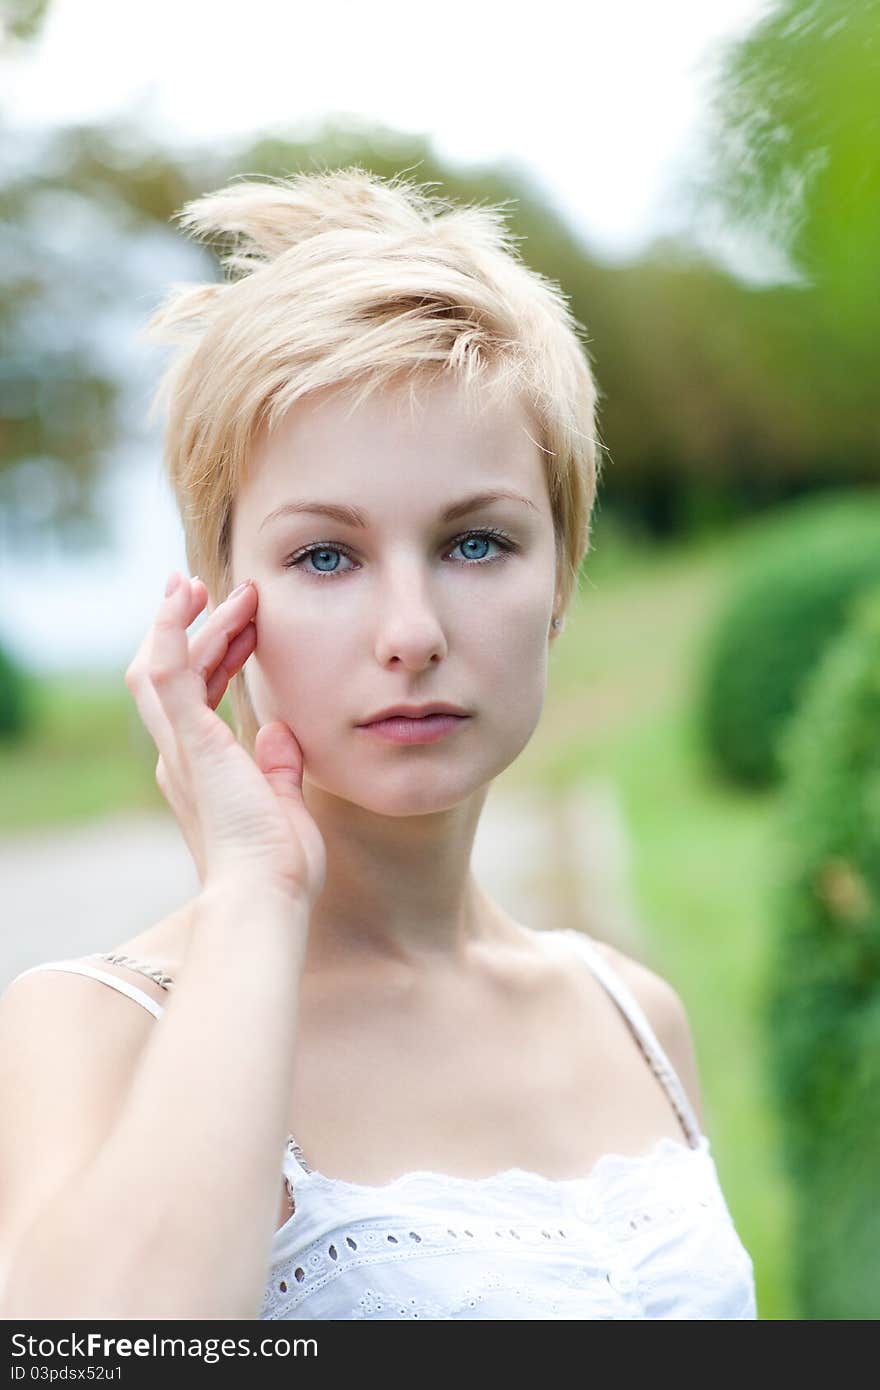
[
  {"x1": 289, "y1": 545, "x2": 352, "y2": 577},
  {"x1": 283, "y1": 527, "x2": 518, "y2": 580}
]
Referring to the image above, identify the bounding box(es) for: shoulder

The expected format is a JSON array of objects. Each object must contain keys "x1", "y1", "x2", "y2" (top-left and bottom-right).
[
  {"x1": 0, "y1": 958, "x2": 171, "y2": 1298},
  {"x1": 1, "y1": 954, "x2": 173, "y2": 1028},
  {"x1": 588, "y1": 937, "x2": 706, "y2": 1133},
  {"x1": 0, "y1": 902, "x2": 190, "y2": 1044}
]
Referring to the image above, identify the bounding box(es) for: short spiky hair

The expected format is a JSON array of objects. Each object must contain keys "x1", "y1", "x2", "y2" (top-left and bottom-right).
[{"x1": 144, "y1": 165, "x2": 603, "y2": 752}]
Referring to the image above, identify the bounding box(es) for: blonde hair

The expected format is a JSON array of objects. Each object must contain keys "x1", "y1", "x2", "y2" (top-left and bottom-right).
[{"x1": 143, "y1": 165, "x2": 603, "y2": 752}]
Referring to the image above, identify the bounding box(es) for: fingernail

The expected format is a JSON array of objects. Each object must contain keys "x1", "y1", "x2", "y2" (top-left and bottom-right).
[
  {"x1": 165, "y1": 571, "x2": 181, "y2": 597},
  {"x1": 230, "y1": 578, "x2": 254, "y2": 599}
]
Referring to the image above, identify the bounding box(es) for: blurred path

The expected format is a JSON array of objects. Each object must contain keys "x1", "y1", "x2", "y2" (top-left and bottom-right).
[{"x1": 0, "y1": 778, "x2": 646, "y2": 989}]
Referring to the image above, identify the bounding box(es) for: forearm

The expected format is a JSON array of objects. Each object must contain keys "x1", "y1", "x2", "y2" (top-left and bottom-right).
[{"x1": 6, "y1": 880, "x2": 310, "y2": 1320}]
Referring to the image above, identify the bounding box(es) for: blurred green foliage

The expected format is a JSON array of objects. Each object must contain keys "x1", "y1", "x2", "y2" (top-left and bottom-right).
[
  {"x1": 0, "y1": 672, "x2": 162, "y2": 829},
  {"x1": 0, "y1": 638, "x2": 33, "y2": 739},
  {"x1": 761, "y1": 581, "x2": 880, "y2": 1317},
  {"x1": 0, "y1": 0, "x2": 51, "y2": 44},
  {"x1": 696, "y1": 488, "x2": 880, "y2": 788},
  {"x1": 701, "y1": 0, "x2": 880, "y2": 354}
]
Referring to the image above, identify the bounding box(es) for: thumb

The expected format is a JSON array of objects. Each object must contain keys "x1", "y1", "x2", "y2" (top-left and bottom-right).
[{"x1": 254, "y1": 721, "x2": 305, "y2": 803}]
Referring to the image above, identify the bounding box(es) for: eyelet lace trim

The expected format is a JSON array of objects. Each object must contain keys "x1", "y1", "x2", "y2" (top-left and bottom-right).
[
  {"x1": 281, "y1": 1131, "x2": 707, "y2": 1202},
  {"x1": 262, "y1": 1138, "x2": 731, "y2": 1319},
  {"x1": 276, "y1": 1133, "x2": 711, "y2": 1233}
]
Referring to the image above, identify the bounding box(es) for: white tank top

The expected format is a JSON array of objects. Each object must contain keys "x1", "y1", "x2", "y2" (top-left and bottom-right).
[{"x1": 12, "y1": 929, "x2": 757, "y2": 1319}]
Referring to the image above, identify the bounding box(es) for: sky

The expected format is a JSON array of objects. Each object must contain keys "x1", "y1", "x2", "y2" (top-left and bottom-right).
[
  {"x1": 0, "y1": 0, "x2": 772, "y2": 674},
  {"x1": 3, "y1": 0, "x2": 770, "y2": 260}
]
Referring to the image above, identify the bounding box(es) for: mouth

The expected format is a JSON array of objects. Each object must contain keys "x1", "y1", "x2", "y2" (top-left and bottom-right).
[{"x1": 356, "y1": 712, "x2": 471, "y2": 745}]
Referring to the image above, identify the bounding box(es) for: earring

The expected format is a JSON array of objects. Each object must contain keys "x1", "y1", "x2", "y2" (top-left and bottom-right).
[{"x1": 551, "y1": 617, "x2": 562, "y2": 630}]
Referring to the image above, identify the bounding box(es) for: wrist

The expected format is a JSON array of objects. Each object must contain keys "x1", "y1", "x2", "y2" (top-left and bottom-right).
[
  {"x1": 199, "y1": 873, "x2": 312, "y2": 922},
  {"x1": 185, "y1": 876, "x2": 311, "y2": 991}
]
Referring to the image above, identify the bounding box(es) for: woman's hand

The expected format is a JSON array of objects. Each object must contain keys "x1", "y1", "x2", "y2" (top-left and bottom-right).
[{"x1": 124, "y1": 571, "x2": 326, "y2": 908}]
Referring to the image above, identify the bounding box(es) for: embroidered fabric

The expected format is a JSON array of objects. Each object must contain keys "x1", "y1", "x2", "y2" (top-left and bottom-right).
[
  {"x1": 264, "y1": 1128, "x2": 756, "y2": 1320},
  {"x1": 8, "y1": 930, "x2": 758, "y2": 1320}
]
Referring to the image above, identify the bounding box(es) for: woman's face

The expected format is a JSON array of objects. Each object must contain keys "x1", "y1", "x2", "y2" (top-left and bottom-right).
[{"x1": 230, "y1": 374, "x2": 562, "y2": 815}]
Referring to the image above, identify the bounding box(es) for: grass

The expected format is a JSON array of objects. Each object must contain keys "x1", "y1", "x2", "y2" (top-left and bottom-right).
[
  {"x1": 0, "y1": 672, "x2": 165, "y2": 832},
  {"x1": 0, "y1": 515, "x2": 796, "y2": 1316}
]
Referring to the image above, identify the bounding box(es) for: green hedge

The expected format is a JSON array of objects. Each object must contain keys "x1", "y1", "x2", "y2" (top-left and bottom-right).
[
  {"x1": 696, "y1": 489, "x2": 880, "y2": 789},
  {"x1": 0, "y1": 639, "x2": 33, "y2": 741},
  {"x1": 760, "y1": 582, "x2": 880, "y2": 1319}
]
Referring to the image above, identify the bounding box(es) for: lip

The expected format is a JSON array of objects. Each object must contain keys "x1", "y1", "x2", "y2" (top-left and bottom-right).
[
  {"x1": 358, "y1": 703, "x2": 470, "y2": 724},
  {"x1": 356, "y1": 712, "x2": 471, "y2": 745}
]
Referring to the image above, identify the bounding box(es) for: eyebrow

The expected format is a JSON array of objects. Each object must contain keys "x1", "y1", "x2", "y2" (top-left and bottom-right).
[{"x1": 258, "y1": 489, "x2": 540, "y2": 533}]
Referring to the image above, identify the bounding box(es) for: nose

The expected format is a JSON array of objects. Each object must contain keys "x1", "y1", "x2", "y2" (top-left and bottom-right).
[{"x1": 371, "y1": 573, "x2": 449, "y2": 668}]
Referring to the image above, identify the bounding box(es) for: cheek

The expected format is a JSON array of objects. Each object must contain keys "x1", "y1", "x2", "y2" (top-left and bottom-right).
[
  {"x1": 467, "y1": 599, "x2": 551, "y2": 750},
  {"x1": 246, "y1": 606, "x2": 344, "y2": 722},
  {"x1": 471, "y1": 589, "x2": 552, "y2": 675}
]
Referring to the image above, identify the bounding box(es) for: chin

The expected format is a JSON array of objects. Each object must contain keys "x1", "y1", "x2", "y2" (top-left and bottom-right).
[{"x1": 306, "y1": 761, "x2": 495, "y2": 818}]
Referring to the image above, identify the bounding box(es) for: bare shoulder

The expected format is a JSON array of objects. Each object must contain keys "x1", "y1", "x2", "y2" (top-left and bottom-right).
[
  {"x1": 0, "y1": 953, "x2": 171, "y2": 1294},
  {"x1": 0, "y1": 900, "x2": 191, "y2": 1083},
  {"x1": 587, "y1": 937, "x2": 706, "y2": 1132},
  {"x1": 0, "y1": 898, "x2": 196, "y2": 1298},
  {"x1": 3, "y1": 950, "x2": 176, "y2": 1020},
  {"x1": 0, "y1": 939, "x2": 180, "y2": 1152}
]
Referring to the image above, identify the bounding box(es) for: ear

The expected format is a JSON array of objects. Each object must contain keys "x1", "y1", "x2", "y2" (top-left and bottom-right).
[{"x1": 549, "y1": 580, "x2": 565, "y2": 640}]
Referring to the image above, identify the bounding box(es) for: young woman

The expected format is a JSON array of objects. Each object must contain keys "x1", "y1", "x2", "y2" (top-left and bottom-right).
[{"x1": 0, "y1": 167, "x2": 757, "y2": 1320}]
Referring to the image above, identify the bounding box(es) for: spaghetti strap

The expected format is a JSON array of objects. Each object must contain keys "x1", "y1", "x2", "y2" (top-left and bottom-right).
[
  {"x1": 10, "y1": 960, "x2": 167, "y2": 1021},
  {"x1": 284, "y1": 1134, "x2": 315, "y2": 1179},
  {"x1": 10, "y1": 957, "x2": 314, "y2": 1181},
  {"x1": 557, "y1": 929, "x2": 703, "y2": 1148},
  {"x1": 91, "y1": 952, "x2": 175, "y2": 991}
]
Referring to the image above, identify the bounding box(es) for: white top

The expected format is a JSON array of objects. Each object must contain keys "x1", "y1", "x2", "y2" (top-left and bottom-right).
[{"x1": 12, "y1": 929, "x2": 757, "y2": 1319}]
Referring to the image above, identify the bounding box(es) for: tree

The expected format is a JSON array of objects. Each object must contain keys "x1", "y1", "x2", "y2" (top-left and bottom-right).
[{"x1": 698, "y1": 0, "x2": 880, "y2": 351}]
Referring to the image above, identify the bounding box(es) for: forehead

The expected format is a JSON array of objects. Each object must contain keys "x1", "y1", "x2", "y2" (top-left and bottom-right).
[{"x1": 238, "y1": 375, "x2": 547, "y2": 517}]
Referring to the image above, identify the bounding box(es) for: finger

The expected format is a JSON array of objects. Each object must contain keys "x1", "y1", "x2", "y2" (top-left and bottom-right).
[
  {"x1": 190, "y1": 579, "x2": 258, "y2": 692},
  {"x1": 129, "y1": 578, "x2": 208, "y2": 680},
  {"x1": 128, "y1": 574, "x2": 252, "y2": 772},
  {"x1": 254, "y1": 721, "x2": 305, "y2": 804},
  {"x1": 149, "y1": 572, "x2": 215, "y2": 738},
  {"x1": 204, "y1": 621, "x2": 257, "y2": 709},
  {"x1": 125, "y1": 577, "x2": 210, "y2": 755}
]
